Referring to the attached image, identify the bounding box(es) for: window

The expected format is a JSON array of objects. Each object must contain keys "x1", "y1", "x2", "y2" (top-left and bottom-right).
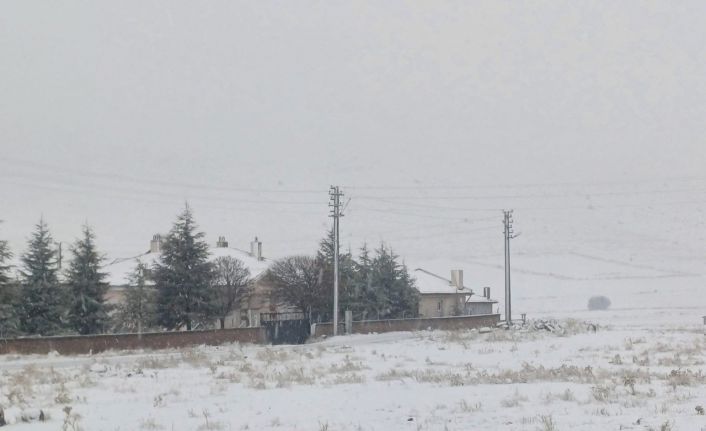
[{"x1": 437, "y1": 301, "x2": 442, "y2": 311}]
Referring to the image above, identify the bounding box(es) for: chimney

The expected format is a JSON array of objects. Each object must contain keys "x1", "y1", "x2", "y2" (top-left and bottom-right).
[
  {"x1": 216, "y1": 236, "x2": 229, "y2": 248},
  {"x1": 450, "y1": 270, "x2": 463, "y2": 290},
  {"x1": 250, "y1": 236, "x2": 263, "y2": 261},
  {"x1": 150, "y1": 234, "x2": 163, "y2": 253},
  {"x1": 483, "y1": 286, "x2": 491, "y2": 299}
]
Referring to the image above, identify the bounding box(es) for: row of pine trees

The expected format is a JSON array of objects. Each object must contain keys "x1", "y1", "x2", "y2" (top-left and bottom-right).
[
  {"x1": 0, "y1": 205, "x2": 419, "y2": 338},
  {"x1": 0, "y1": 219, "x2": 111, "y2": 337}
]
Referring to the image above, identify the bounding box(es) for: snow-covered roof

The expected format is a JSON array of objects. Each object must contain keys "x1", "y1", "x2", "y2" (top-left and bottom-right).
[
  {"x1": 102, "y1": 252, "x2": 160, "y2": 286},
  {"x1": 413, "y1": 268, "x2": 496, "y2": 303},
  {"x1": 104, "y1": 245, "x2": 270, "y2": 286},
  {"x1": 413, "y1": 268, "x2": 472, "y2": 294},
  {"x1": 466, "y1": 295, "x2": 498, "y2": 303},
  {"x1": 208, "y1": 246, "x2": 270, "y2": 279}
]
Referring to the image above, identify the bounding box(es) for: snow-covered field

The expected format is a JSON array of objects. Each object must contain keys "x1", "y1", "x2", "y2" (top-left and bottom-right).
[
  {"x1": 1, "y1": 305, "x2": 705, "y2": 431},
  {"x1": 2, "y1": 182, "x2": 706, "y2": 430},
  {"x1": 3, "y1": 2, "x2": 705, "y2": 428}
]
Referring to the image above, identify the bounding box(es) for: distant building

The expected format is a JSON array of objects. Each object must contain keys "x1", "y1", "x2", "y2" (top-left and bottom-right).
[
  {"x1": 105, "y1": 235, "x2": 284, "y2": 328},
  {"x1": 414, "y1": 268, "x2": 497, "y2": 318}
]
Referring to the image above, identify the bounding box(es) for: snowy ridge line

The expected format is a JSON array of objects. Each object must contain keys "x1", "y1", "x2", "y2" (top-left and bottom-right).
[
  {"x1": 567, "y1": 251, "x2": 699, "y2": 277},
  {"x1": 453, "y1": 258, "x2": 698, "y2": 282}
]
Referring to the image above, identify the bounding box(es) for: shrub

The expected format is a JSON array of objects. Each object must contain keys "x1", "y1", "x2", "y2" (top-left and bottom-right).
[{"x1": 588, "y1": 296, "x2": 611, "y2": 311}]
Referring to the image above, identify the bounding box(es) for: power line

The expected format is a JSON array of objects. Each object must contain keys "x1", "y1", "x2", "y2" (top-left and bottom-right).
[
  {"x1": 343, "y1": 175, "x2": 706, "y2": 191},
  {"x1": 348, "y1": 206, "x2": 498, "y2": 220},
  {"x1": 0, "y1": 157, "x2": 323, "y2": 195},
  {"x1": 0, "y1": 173, "x2": 325, "y2": 205},
  {"x1": 352, "y1": 186, "x2": 706, "y2": 201},
  {"x1": 0, "y1": 179, "x2": 326, "y2": 215},
  {"x1": 373, "y1": 224, "x2": 499, "y2": 242}
]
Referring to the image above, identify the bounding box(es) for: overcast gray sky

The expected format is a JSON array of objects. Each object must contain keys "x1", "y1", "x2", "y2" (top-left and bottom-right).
[{"x1": 1, "y1": 1, "x2": 705, "y2": 263}]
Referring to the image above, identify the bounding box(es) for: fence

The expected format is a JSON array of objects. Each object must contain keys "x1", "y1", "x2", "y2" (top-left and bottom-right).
[
  {"x1": 312, "y1": 314, "x2": 501, "y2": 337},
  {"x1": 260, "y1": 312, "x2": 311, "y2": 345}
]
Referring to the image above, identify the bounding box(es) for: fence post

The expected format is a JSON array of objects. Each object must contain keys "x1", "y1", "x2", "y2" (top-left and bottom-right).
[{"x1": 345, "y1": 310, "x2": 353, "y2": 335}]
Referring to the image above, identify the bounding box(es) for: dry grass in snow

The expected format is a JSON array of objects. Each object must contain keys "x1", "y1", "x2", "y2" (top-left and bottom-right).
[{"x1": 1, "y1": 312, "x2": 705, "y2": 430}]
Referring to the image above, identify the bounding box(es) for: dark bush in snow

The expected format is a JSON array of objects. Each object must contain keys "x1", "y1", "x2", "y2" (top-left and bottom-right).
[{"x1": 588, "y1": 296, "x2": 611, "y2": 310}]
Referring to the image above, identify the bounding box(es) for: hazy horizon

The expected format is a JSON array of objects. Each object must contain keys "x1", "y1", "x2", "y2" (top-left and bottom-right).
[{"x1": 2, "y1": 1, "x2": 705, "y2": 268}]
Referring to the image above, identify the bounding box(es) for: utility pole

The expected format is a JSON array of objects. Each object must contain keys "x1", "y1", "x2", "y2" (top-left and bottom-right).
[
  {"x1": 329, "y1": 186, "x2": 344, "y2": 336},
  {"x1": 503, "y1": 210, "x2": 515, "y2": 326}
]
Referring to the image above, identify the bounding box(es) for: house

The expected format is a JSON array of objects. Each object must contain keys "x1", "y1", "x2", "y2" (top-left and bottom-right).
[
  {"x1": 104, "y1": 235, "x2": 283, "y2": 328},
  {"x1": 414, "y1": 268, "x2": 497, "y2": 318}
]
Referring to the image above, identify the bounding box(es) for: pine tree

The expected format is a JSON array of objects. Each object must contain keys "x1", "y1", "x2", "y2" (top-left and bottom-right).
[
  {"x1": 19, "y1": 218, "x2": 65, "y2": 335},
  {"x1": 0, "y1": 227, "x2": 21, "y2": 337},
  {"x1": 315, "y1": 229, "x2": 355, "y2": 319},
  {"x1": 0, "y1": 230, "x2": 11, "y2": 286},
  {"x1": 396, "y1": 262, "x2": 419, "y2": 318},
  {"x1": 350, "y1": 243, "x2": 385, "y2": 320},
  {"x1": 0, "y1": 283, "x2": 20, "y2": 338},
  {"x1": 116, "y1": 262, "x2": 155, "y2": 333},
  {"x1": 154, "y1": 204, "x2": 214, "y2": 331},
  {"x1": 66, "y1": 224, "x2": 110, "y2": 334},
  {"x1": 369, "y1": 243, "x2": 419, "y2": 319}
]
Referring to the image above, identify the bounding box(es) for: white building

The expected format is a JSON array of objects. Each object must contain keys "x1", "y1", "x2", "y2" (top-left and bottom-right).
[
  {"x1": 105, "y1": 235, "x2": 281, "y2": 328},
  {"x1": 413, "y1": 268, "x2": 497, "y2": 318}
]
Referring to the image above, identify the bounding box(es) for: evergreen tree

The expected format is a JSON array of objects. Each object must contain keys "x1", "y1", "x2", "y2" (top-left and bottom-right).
[
  {"x1": 66, "y1": 224, "x2": 110, "y2": 334},
  {"x1": 19, "y1": 218, "x2": 65, "y2": 335},
  {"x1": 0, "y1": 230, "x2": 11, "y2": 286},
  {"x1": 315, "y1": 229, "x2": 355, "y2": 319},
  {"x1": 0, "y1": 227, "x2": 21, "y2": 337},
  {"x1": 0, "y1": 282, "x2": 20, "y2": 338},
  {"x1": 116, "y1": 262, "x2": 155, "y2": 333},
  {"x1": 369, "y1": 243, "x2": 419, "y2": 319},
  {"x1": 350, "y1": 243, "x2": 385, "y2": 320},
  {"x1": 396, "y1": 262, "x2": 420, "y2": 318},
  {"x1": 154, "y1": 204, "x2": 214, "y2": 330},
  {"x1": 211, "y1": 256, "x2": 251, "y2": 329}
]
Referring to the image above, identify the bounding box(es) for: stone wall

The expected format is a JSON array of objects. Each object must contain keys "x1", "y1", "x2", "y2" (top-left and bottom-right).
[
  {"x1": 312, "y1": 314, "x2": 500, "y2": 337},
  {"x1": 0, "y1": 327, "x2": 266, "y2": 355}
]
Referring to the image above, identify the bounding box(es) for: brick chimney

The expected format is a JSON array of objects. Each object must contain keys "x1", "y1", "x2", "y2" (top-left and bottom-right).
[{"x1": 150, "y1": 234, "x2": 163, "y2": 253}]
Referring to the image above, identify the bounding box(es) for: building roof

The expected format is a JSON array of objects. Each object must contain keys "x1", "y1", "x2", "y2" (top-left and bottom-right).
[
  {"x1": 413, "y1": 268, "x2": 497, "y2": 303},
  {"x1": 104, "y1": 245, "x2": 270, "y2": 286}
]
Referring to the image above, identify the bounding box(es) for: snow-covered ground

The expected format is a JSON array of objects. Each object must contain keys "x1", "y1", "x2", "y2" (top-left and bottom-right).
[
  {"x1": 1, "y1": 304, "x2": 705, "y2": 430},
  {"x1": 2, "y1": 181, "x2": 705, "y2": 430}
]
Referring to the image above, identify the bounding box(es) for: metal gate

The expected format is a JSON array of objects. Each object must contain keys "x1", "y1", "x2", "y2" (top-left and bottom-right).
[{"x1": 260, "y1": 312, "x2": 311, "y2": 345}]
